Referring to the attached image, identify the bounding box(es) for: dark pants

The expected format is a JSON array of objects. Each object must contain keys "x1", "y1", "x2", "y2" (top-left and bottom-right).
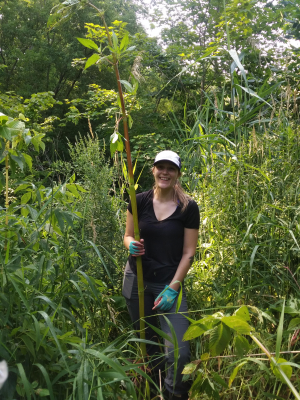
[{"x1": 122, "y1": 271, "x2": 191, "y2": 395}]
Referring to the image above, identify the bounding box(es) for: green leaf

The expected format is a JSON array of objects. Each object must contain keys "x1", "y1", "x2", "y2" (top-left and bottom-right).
[
  {"x1": 0, "y1": 113, "x2": 8, "y2": 125},
  {"x1": 120, "y1": 32, "x2": 129, "y2": 50},
  {"x1": 276, "y1": 299, "x2": 285, "y2": 360},
  {"x1": 15, "y1": 183, "x2": 30, "y2": 193},
  {"x1": 234, "y1": 335, "x2": 250, "y2": 357},
  {"x1": 221, "y1": 316, "x2": 252, "y2": 334},
  {"x1": 35, "y1": 389, "x2": 50, "y2": 397},
  {"x1": 54, "y1": 209, "x2": 65, "y2": 232},
  {"x1": 21, "y1": 192, "x2": 31, "y2": 205},
  {"x1": 126, "y1": 46, "x2": 136, "y2": 52},
  {"x1": 7, "y1": 119, "x2": 25, "y2": 132},
  {"x1": 77, "y1": 37, "x2": 98, "y2": 50},
  {"x1": 228, "y1": 49, "x2": 247, "y2": 82},
  {"x1": 183, "y1": 316, "x2": 217, "y2": 341},
  {"x1": 235, "y1": 306, "x2": 250, "y2": 321},
  {"x1": 271, "y1": 358, "x2": 293, "y2": 383},
  {"x1": 112, "y1": 30, "x2": 118, "y2": 50},
  {"x1": 17, "y1": 363, "x2": 32, "y2": 400},
  {"x1": 20, "y1": 335, "x2": 35, "y2": 359},
  {"x1": 23, "y1": 154, "x2": 32, "y2": 171},
  {"x1": 228, "y1": 361, "x2": 247, "y2": 388},
  {"x1": 128, "y1": 114, "x2": 133, "y2": 129},
  {"x1": 10, "y1": 154, "x2": 24, "y2": 171},
  {"x1": 119, "y1": 80, "x2": 133, "y2": 93},
  {"x1": 183, "y1": 323, "x2": 207, "y2": 341},
  {"x1": 0, "y1": 125, "x2": 12, "y2": 140},
  {"x1": 236, "y1": 84, "x2": 272, "y2": 107},
  {"x1": 182, "y1": 363, "x2": 197, "y2": 374},
  {"x1": 85, "y1": 53, "x2": 100, "y2": 70},
  {"x1": 212, "y1": 372, "x2": 228, "y2": 389},
  {"x1": 116, "y1": 94, "x2": 122, "y2": 109},
  {"x1": 209, "y1": 322, "x2": 231, "y2": 356},
  {"x1": 288, "y1": 317, "x2": 300, "y2": 331}
]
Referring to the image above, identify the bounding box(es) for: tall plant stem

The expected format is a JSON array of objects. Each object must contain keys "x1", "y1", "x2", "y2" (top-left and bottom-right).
[
  {"x1": 4, "y1": 140, "x2": 9, "y2": 259},
  {"x1": 5, "y1": 141, "x2": 9, "y2": 226},
  {"x1": 87, "y1": 2, "x2": 146, "y2": 357}
]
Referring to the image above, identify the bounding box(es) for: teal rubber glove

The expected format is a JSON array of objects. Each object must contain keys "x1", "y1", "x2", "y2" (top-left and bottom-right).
[
  {"x1": 154, "y1": 285, "x2": 178, "y2": 312},
  {"x1": 129, "y1": 240, "x2": 144, "y2": 256}
]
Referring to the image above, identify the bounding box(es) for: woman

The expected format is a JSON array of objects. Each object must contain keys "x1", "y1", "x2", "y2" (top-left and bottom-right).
[{"x1": 123, "y1": 150, "x2": 200, "y2": 400}]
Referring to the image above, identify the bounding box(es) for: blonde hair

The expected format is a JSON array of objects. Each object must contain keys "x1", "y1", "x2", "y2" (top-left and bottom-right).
[{"x1": 173, "y1": 179, "x2": 191, "y2": 212}]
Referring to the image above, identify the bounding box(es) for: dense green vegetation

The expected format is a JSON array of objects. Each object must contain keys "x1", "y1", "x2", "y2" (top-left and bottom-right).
[{"x1": 0, "y1": 0, "x2": 300, "y2": 398}]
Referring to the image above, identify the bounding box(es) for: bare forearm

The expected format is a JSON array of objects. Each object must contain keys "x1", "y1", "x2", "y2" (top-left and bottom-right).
[
  {"x1": 169, "y1": 253, "x2": 195, "y2": 291},
  {"x1": 124, "y1": 235, "x2": 135, "y2": 250}
]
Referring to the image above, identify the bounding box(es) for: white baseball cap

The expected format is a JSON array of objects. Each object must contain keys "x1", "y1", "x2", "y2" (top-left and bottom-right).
[{"x1": 153, "y1": 150, "x2": 181, "y2": 170}]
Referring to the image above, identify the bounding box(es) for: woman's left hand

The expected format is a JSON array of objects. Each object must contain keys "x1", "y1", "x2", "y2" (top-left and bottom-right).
[{"x1": 153, "y1": 285, "x2": 178, "y2": 311}]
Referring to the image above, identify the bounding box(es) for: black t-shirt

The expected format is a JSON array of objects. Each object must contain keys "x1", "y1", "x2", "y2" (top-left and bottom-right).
[{"x1": 126, "y1": 190, "x2": 200, "y2": 283}]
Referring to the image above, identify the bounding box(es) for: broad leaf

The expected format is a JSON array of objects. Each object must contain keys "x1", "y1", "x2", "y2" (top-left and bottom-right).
[
  {"x1": 288, "y1": 317, "x2": 300, "y2": 331},
  {"x1": 21, "y1": 192, "x2": 31, "y2": 205},
  {"x1": 0, "y1": 113, "x2": 8, "y2": 125},
  {"x1": 0, "y1": 126, "x2": 12, "y2": 140},
  {"x1": 271, "y1": 358, "x2": 293, "y2": 383},
  {"x1": 221, "y1": 316, "x2": 253, "y2": 334},
  {"x1": 182, "y1": 363, "x2": 197, "y2": 375},
  {"x1": 183, "y1": 316, "x2": 216, "y2": 341},
  {"x1": 234, "y1": 335, "x2": 250, "y2": 357},
  {"x1": 235, "y1": 306, "x2": 250, "y2": 321},
  {"x1": 10, "y1": 155, "x2": 24, "y2": 171},
  {"x1": 209, "y1": 322, "x2": 231, "y2": 356}
]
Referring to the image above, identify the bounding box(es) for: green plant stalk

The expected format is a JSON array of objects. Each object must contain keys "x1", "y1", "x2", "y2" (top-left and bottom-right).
[
  {"x1": 87, "y1": 2, "x2": 146, "y2": 356},
  {"x1": 250, "y1": 334, "x2": 300, "y2": 400},
  {"x1": 4, "y1": 141, "x2": 9, "y2": 263}
]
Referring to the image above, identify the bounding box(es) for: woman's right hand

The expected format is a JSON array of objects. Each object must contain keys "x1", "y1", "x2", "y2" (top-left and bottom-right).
[{"x1": 129, "y1": 239, "x2": 145, "y2": 257}]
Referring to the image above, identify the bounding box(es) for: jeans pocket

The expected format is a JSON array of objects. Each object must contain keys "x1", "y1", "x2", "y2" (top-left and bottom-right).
[{"x1": 122, "y1": 273, "x2": 136, "y2": 299}]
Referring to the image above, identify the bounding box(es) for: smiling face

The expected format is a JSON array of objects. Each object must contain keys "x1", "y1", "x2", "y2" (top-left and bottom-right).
[{"x1": 153, "y1": 161, "x2": 180, "y2": 190}]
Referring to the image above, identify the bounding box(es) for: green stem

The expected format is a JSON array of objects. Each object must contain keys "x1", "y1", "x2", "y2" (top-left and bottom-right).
[
  {"x1": 87, "y1": 2, "x2": 146, "y2": 357},
  {"x1": 250, "y1": 334, "x2": 300, "y2": 400}
]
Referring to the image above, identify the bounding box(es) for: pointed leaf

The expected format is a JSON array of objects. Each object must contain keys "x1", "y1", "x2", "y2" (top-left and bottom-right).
[
  {"x1": 119, "y1": 80, "x2": 133, "y2": 93},
  {"x1": 235, "y1": 306, "x2": 250, "y2": 321},
  {"x1": 10, "y1": 155, "x2": 24, "y2": 171},
  {"x1": 112, "y1": 31, "x2": 118, "y2": 50},
  {"x1": 77, "y1": 37, "x2": 98, "y2": 50},
  {"x1": 276, "y1": 299, "x2": 285, "y2": 360},
  {"x1": 228, "y1": 361, "x2": 247, "y2": 387},
  {"x1": 23, "y1": 154, "x2": 32, "y2": 171},
  {"x1": 228, "y1": 49, "x2": 247, "y2": 81},
  {"x1": 21, "y1": 192, "x2": 31, "y2": 205},
  {"x1": 85, "y1": 53, "x2": 100, "y2": 70},
  {"x1": 236, "y1": 84, "x2": 272, "y2": 107},
  {"x1": 120, "y1": 32, "x2": 129, "y2": 50}
]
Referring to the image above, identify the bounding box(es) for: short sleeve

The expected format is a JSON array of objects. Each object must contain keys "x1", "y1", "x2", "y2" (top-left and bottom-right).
[{"x1": 184, "y1": 200, "x2": 200, "y2": 229}]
